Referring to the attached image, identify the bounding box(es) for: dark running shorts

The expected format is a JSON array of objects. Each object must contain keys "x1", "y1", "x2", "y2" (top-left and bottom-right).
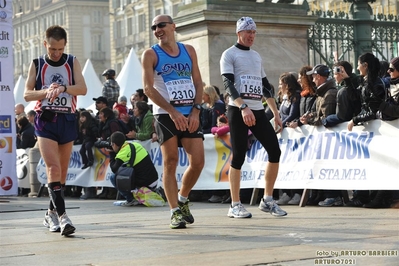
[
  {"x1": 34, "y1": 112, "x2": 77, "y2": 144},
  {"x1": 154, "y1": 114, "x2": 204, "y2": 146}
]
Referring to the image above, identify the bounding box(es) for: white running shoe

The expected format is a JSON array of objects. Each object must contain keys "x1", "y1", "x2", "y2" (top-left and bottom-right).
[
  {"x1": 259, "y1": 199, "x2": 288, "y2": 217},
  {"x1": 43, "y1": 210, "x2": 60, "y2": 232},
  {"x1": 59, "y1": 212, "x2": 76, "y2": 236},
  {"x1": 227, "y1": 203, "x2": 252, "y2": 218}
]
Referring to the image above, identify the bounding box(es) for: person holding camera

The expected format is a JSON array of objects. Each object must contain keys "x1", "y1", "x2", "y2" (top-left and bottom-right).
[
  {"x1": 24, "y1": 25, "x2": 87, "y2": 236},
  {"x1": 300, "y1": 64, "x2": 337, "y2": 127},
  {"x1": 95, "y1": 107, "x2": 123, "y2": 199},
  {"x1": 108, "y1": 131, "x2": 159, "y2": 206},
  {"x1": 322, "y1": 61, "x2": 361, "y2": 128}
]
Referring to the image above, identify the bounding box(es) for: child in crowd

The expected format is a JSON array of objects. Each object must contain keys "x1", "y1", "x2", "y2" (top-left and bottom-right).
[
  {"x1": 79, "y1": 111, "x2": 98, "y2": 169},
  {"x1": 209, "y1": 114, "x2": 231, "y2": 203},
  {"x1": 211, "y1": 114, "x2": 230, "y2": 137},
  {"x1": 79, "y1": 111, "x2": 99, "y2": 200}
]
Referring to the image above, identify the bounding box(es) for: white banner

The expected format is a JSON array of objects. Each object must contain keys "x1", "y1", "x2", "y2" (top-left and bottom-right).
[
  {"x1": 25, "y1": 119, "x2": 399, "y2": 191},
  {"x1": 0, "y1": 0, "x2": 18, "y2": 196}
]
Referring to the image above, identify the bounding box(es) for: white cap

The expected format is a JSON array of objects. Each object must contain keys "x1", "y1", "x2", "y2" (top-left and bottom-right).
[{"x1": 236, "y1": 17, "x2": 256, "y2": 33}]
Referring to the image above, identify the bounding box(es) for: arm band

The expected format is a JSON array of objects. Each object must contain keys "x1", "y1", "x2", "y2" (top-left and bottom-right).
[
  {"x1": 222, "y1": 74, "x2": 240, "y2": 100},
  {"x1": 262, "y1": 77, "x2": 273, "y2": 99}
]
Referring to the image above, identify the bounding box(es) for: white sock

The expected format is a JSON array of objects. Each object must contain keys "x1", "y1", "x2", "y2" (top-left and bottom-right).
[
  {"x1": 231, "y1": 201, "x2": 241, "y2": 207},
  {"x1": 170, "y1": 207, "x2": 179, "y2": 216},
  {"x1": 178, "y1": 194, "x2": 187, "y2": 203},
  {"x1": 263, "y1": 195, "x2": 273, "y2": 202}
]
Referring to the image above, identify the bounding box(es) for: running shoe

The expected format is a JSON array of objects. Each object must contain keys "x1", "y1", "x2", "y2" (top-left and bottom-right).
[
  {"x1": 59, "y1": 212, "x2": 76, "y2": 236},
  {"x1": 178, "y1": 200, "x2": 194, "y2": 224},
  {"x1": 170, "y1": 209, "x2": 186, "y2": 229},
  {"x1": 227, "y1": 203, "x2": 252, "y2": 218},
  {"x1": 43, "y1": 210, "x2": 60, "y2": 232},
  {"x1": 259, "y1": 199, "x2": 288, "y2": 216}
]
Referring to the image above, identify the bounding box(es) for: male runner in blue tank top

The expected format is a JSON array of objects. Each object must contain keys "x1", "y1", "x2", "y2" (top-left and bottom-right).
[
  {"x1": 141, "y1": 15, "x2": 204, "y2": 229},
  {"x1": 220, "y1": 17, "x2": 287, "y2": 219},
  {"x1": 24, "y1": 25, "x2": 87, "y2": 236}
]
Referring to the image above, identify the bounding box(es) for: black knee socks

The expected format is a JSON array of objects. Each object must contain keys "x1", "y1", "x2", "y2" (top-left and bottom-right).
[{"x1": 48, "y1": 182, "x2": 66, "y2": 217}]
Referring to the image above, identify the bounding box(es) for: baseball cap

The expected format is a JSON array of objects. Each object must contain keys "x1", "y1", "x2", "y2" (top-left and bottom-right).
[
  {"x1": 306, "y1": 64, "x2": 330, "y2": 77},
  {"x1": 236, "y1": 17, "x2": 256, "y2": 33},
  {"x1": 93, "y1": 96, "x2": 108, "y2": 104}
]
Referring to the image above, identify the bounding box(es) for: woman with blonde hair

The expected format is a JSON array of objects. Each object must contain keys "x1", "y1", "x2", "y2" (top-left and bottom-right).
[{"x1": 202, "y1": 85, "x2": 226, "y2": 134}]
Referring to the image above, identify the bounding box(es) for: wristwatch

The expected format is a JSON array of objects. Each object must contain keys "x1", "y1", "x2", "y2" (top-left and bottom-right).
[
  {"x1": 239, "y1": 103, "x2": 248, "y2": 111},
  {"x1": 193, "y1": 104, "x2": 202, "y2": 110}
]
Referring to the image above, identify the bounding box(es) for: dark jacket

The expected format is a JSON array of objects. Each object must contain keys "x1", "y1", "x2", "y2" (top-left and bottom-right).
[
  {"x1": 323, "y1": 74, "x2": 362, "y2": 127},
  {"x1": 379, "y1": 78, "x2": 399, "y2": 119},
  {"x1": 353, "y1": 77, "x2": 385, "y2": 125},
  {"x1": 201, "y1": 100, "x2": 226, "y2": 134},
  {"x1": 309, "y1": 78, "x2": 338, "y2": 126},
  {"x1": 99, "y1": 118, "x2": 121, "y2": 140},
  {"x1": 82, "y1": 119, "x2": 99, "y2": 143},
  {"x1": 17, "y1": 123, "x2": 36, "y2": 149},
  {"x1": 280, "y1": 90, "x2": 301, "y2": 127},
  {"x1": 295, "y1": 93, "x2": 316, "y2": 127}
]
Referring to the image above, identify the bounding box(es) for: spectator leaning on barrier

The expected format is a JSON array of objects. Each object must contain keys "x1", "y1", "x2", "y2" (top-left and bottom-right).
[
  {"x1": 108, "y1": 131, "x2": 159, "y2": 206},
  {"x1": 95, "y1": 107, "x2": 123, "y2": 200},
  {"x1": 342, "y1": 53, "x2": 385, "y2": 207},
  {"x1": 378, "y1": 56, "x2": 399, "y2": 120},
  {"x1": 201, "y1": 85, "x2": 226, "y2": 134},
  {"x1": 126, "y1": 101, "x2": 154, "y2": 141},
  {"x1": 322, "y1": 61, "x2": 361, "y2": 128},
  {"x1": 301, "y1": 64, "x2": 341, "y2": 207},
  {"x1": 277, "y1": 72, "x2": 301, "y2": 128},
  {"x1": 301, "y1": 64, "x2": 338, "y2": 127},
  {"x1": 287, "y1": 65, "x2": 316, "y2": 129},
  {"x1": 347, "y1": 52, "x2": 385, "y2": 131},
  {"x1": 79, "y1": 111, "x2": 98, "y2": 170}
]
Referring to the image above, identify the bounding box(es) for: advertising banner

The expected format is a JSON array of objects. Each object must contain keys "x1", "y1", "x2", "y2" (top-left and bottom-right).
[
  {"x1": 27, "y1": 120, "x2": 399, "y2": 191},
  {"x1": 0, "y1": 0, "x2": 17, "y2": 196}
]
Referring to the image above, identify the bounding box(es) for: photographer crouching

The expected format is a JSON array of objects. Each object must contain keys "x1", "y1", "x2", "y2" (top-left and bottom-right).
[{"x1": 108, "y1": 131, "x2": 159, "y2": 206}]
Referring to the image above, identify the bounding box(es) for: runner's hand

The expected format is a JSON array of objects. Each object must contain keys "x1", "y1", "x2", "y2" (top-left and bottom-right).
[
  {"x1": 241, "y1": 108, "x2": 256, "y2": 127},
  {"x1": 170, "y1": 110, "x2": 188, "y2": 131},
  {"x1": 274, "y1": 115, "x2": 283, "y2": 133},
  {"x1": 45, "y1": 83, "x2": 62, "y2": 103},
  {"x1": 187, "y1": 112, "x2": 200, "y2": 133}
]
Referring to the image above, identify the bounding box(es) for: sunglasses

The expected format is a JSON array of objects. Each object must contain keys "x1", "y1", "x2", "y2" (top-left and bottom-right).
[
  {"x1": 151, "y1": 22, "x2": 172, "y2": 31},
  {"x1": 388, "y1": 67, "x2": 395, "y2": 72}
]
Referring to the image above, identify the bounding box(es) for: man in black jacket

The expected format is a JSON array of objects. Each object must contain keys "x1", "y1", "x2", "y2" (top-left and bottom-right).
[{"x1": 322, "y1": 61, "x2": 361, "y2": 127}]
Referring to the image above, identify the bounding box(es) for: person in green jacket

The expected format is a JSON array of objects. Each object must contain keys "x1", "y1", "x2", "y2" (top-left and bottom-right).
[
  {"x1": 109, "y1": 131, "x2": 159, "y2": 206},
  {"x1": 126, "y1": 101, "x2": 154, "y2": 141}
]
